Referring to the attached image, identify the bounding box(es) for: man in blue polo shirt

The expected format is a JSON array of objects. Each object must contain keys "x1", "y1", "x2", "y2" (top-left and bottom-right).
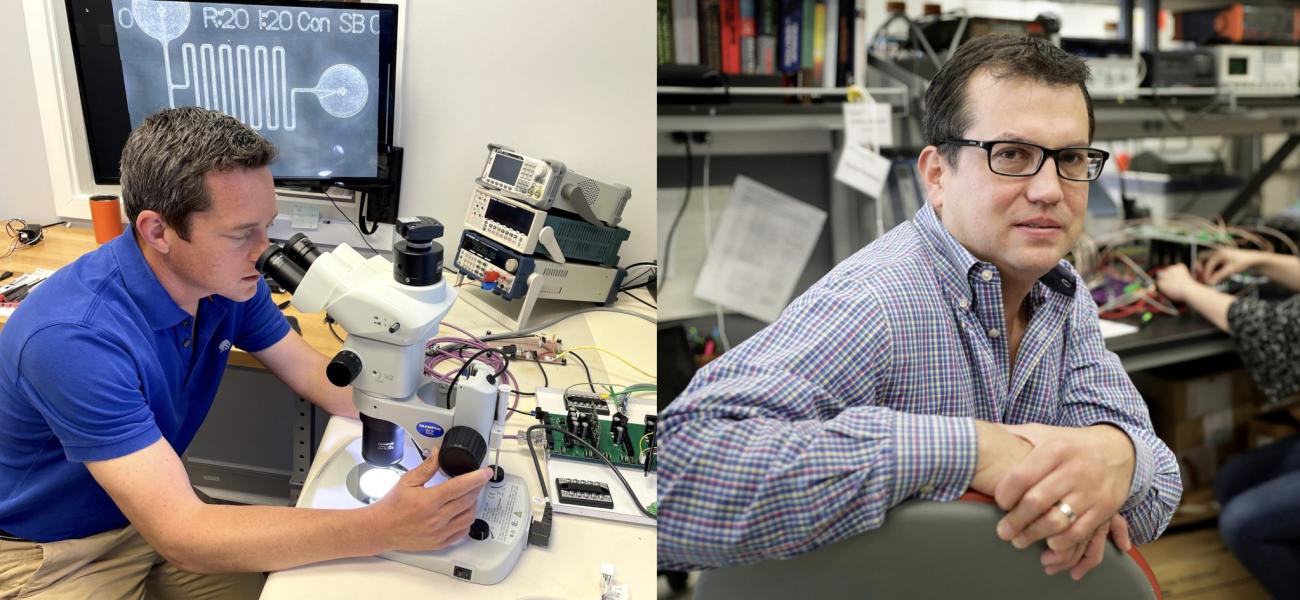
[{"x1": 0, "y1": 108, "x2": 491, "y2": 598}]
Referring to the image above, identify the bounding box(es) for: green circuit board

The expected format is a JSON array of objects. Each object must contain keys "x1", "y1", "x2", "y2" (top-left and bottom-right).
[{"x1": 542, "y1": 414, "x2": 655, "y2": 471}]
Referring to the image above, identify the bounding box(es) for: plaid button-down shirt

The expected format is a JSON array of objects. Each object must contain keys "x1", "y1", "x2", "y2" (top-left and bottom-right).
[{"x1": 658, "y1": 203, "x2": 1180, "y2": 571}]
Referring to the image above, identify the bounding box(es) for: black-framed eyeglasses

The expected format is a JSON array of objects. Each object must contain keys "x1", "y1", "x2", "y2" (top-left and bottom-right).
[{"x1": 942, "y1": 139, "x2": 1109, "y2": 182}]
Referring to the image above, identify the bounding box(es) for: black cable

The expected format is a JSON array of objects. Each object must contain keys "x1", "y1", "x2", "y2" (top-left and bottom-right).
[
  {"x1": 447, "y1": 348, "x2": 509, "y2": 407},
  {"x1": 0, "y1": 238, "x2": 20, "y2": 260},
  {"x1": 568, "y1": 350, "x2": 596, "y2": 393},
  {"x1": 621, "y1": 278, "x2": 657, "y2": 292},
  {"x1": 1146, "y1": 80, "x2": 1186, "y2": 133},
  {"x1": 620, "y1": 289, "x2": 657, "y2": 309},
  {"x1": 326, "y1": 318, "x2": 344, "y2": 343},
  {"x1": 4, "y1": 219, "x2": 28, "y2": 243},
  {"x1": 357, "y1": 192, "x2": 380, "y2": 235},
  {"x1": 534, "y1": 358, "x2": 550, "y2": 390},
  {"x1": 524, "y1": 424, "x2": 657, "y2": 520},
  {"x1": 512, "y1": 357, "x2": 549, "y2": 397},
  {"x1": 661, "y1": 138, "x2": 693, "y2": 283},
  {"x1": 326, "y1": 190, "x2": 380, "y2": 256},
  {"x1": 357, "y1": 193, "x2": 371, "y2": 236},
  {"x1": 620, "y1": 266, "x2": 658, "y2": 291}
]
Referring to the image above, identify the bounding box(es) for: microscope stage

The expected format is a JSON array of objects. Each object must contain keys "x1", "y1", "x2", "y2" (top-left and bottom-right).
[{"x1": 298, "y1": 436, "x2": 531, "y2": 584}]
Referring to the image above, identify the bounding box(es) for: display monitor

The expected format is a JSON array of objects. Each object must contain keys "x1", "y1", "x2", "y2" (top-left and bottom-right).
[{"x1": 65, "y1": 0, "x2": 398, "y2": 185}]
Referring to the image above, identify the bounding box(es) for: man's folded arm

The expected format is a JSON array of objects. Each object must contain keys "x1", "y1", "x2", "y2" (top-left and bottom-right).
[
  {"x1": 1061, "y1": 274, "x2": 1182, "y2": 545},
  {"x1": 657, "y1": 279, "x2": 978, "y2": 570}
]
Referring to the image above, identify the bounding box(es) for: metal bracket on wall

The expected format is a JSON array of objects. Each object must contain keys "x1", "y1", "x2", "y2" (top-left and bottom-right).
[
  {"x1": 282, "y1": 314, "x2": 320, "y2": 504},
  {"x1": 288, "y1": 396, "x2": 320, "y2": 503},
  {"x1": 1222, "y1": 134, "x2": 1300, "y2": 223}
]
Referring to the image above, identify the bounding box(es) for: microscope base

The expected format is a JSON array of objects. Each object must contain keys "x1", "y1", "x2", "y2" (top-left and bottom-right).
[{"x1": 298, "y1": 436, "x2": 531, "y2": 584}]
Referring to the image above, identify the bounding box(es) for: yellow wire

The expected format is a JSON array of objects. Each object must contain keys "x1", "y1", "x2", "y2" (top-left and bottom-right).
[
  {"x1": 638, "y1": 433, "x2": 652, "y2": 457},
  {"x1": 555, "y1": 345, "x2": 656, "y2": 380}
]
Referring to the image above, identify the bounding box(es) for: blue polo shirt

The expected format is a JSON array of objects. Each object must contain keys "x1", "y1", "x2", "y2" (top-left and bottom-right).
[{"x1": 0, "y1": 228, "x2": 289, "y2": 541}]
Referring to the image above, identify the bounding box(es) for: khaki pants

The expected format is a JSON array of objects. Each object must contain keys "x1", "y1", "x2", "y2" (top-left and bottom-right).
[{"x1": 0, "y1": 525, "x2": 263, "y2": 599}]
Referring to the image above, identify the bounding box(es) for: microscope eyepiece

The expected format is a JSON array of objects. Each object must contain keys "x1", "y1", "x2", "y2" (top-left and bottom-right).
[
  {"x1": 283, "y1": 233, "x2": 322, "y2": 270},
  {"x1": 256, "y1": 244, "x2": 306, "y2": 294}
]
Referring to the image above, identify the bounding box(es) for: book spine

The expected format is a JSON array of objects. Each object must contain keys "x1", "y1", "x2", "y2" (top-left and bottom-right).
[
  {"x1": 672, "y1": 0, "x2": 700, "y2": 64},
  {"x1": 835, "y1": 0, "x2": 855, "y2": 85},
  {"x1": 778, "y1": 0, "x2": 802, "y2": 75},
  {"x1": 657, "y1": 0, "x2": 674, "y2": 64},
  {"x1": 800, "y1": 0, "x2": 814, "y2": 75},
  {"x1": 757, "y1": 0, "x2": 778, "y2": 73},
  {"x1": 822, "y1": 0, "x2": 837, "y2": 86},
  {"x1": 700, "y1": 0, "x2": 723, "y2": 70},
  {"x1": 720, "y1": 0, "x2": 741, "y2": 74},
  {"x1": 740, "y1": 0, "x2": 757, "y2": 74}
]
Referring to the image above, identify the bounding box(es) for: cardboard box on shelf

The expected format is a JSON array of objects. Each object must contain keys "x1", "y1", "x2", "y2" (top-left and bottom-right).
[
  {"x1": 1132, "y1": 368, "x2": 1263, "y2": 429},
  {"x1": 1132, "y1": 366, "x2": 1264, "y2": 491}
]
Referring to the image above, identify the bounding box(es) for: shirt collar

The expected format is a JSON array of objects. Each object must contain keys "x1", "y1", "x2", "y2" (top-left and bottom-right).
[
  {"x1": 913, "y1": 203, "x2": 1073, "y2": 302},
  {"x1": 108, "y1": 226, "x2": 194, "y2": 330},
  {"x1": 914, "y1": 203, "x2": 986, "y2": 293}
]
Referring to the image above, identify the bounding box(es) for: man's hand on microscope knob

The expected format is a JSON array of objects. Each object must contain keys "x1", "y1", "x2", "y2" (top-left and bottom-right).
[{"x1": 369, "y1": 446, "x2": 494, "y2": 551}]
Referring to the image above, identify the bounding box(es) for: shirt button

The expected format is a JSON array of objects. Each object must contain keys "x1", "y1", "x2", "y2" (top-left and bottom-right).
[
  {"x1": 182, "y1": 338, "x2": 191, "y2": 348},
  {"x1": 958, "y1": 299, "x2": 969, "y2": 309},
  {"x1": 988, "y1": 328, "x2": 1000, "y2": 338},
  {"x1": 920, "y1": 484, "x2": 936, "y2": 494},
  {"x1": 981, "y1": 270, "x2": 994, "y2": 282}
]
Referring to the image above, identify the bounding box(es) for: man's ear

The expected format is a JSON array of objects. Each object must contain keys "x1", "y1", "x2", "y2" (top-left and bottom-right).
[
  {"x1": 917, "y1": 145, "x2": 947, "y2": 214},
  {"x1": 135, "y1": 210, "x2": 172, "y2": 255}
]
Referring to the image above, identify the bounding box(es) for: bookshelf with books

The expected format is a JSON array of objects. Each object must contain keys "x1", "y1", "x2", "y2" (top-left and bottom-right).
[{"x1": 658, "y1": 0, "x2": 868, "y2": 90}]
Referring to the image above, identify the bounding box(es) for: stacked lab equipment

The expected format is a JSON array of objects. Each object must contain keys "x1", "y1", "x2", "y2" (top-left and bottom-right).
[{"x1": 453, "y1": 144, "x2": 633, "y2": 327}]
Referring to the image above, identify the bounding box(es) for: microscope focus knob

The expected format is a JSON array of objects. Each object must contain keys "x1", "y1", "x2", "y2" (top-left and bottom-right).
[
  {"x1": 439, "y1": 426, "x2": 487, "y2": 477},
  {"x1": 469, "y1": 519, "x2": 490, "y2": 541},
  {"x1": 326, "y1": 350, "x2": 363, "y2": 387}
]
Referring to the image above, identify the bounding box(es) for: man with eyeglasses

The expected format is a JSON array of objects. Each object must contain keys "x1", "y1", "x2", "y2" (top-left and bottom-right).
[{"x1": 658, "y1": 35, "x2": 1179, "y2": 582}]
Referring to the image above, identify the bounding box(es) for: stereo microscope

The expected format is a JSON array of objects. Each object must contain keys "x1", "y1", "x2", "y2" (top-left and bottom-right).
[{"x1": 257, "y1": 217, "x2": 530, "y2": 584}]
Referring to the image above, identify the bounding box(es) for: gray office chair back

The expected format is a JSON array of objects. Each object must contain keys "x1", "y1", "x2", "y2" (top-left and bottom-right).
[{"x1": 695, "y1": 495, "x2": 1160, "y2": 600}]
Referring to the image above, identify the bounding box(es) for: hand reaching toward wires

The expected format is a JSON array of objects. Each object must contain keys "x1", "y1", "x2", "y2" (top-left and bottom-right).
[
  {"x1": 1200, "y1": 247, "x2": 1300, "y2": 293},
  {"x1": 1200, "y1": 248, "x2": 1264, "y2": 286},
  {"x1": 1153, "y1": 263, "x2": 1199, "y2": 303},
  {"x1": 1155, "y1": 263, "x2": 1239, "y2": 333}
]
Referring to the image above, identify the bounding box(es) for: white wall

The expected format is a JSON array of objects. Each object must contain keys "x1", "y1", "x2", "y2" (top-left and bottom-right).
[
  {"x1": 398, "y1": 1, "x2": 656, "y2": 266},
  {"x1": 0, "y1": 3, "x2": 55, "y2": 226},
  {"x1": 9, "y1": 1, "x2": 656, "y2": 268}
]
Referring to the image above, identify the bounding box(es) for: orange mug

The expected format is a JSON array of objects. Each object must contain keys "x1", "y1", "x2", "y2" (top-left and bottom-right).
[{"x1": 89, "y1": 194, "x2": 124, "y2": 244}]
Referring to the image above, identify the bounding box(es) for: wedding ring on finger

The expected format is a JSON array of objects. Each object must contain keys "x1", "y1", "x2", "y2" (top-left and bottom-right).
[{"x1": 1055, "y1": 501, "x2": 1078, "y2": 524}]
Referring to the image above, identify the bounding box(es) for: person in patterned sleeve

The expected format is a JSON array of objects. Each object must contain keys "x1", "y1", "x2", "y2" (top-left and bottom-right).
[
  {"x1": 658, "y1": 35, "x2": 1181, "y2": 582},
  {"x1": 1157, "y1": 247, "x2": 1300, "y2": 597}
]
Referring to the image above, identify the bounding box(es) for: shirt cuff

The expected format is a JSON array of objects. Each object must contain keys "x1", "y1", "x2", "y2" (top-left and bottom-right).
[
  {"x1": 1102, "y1": 421, "x2": 1154, "y2": 512},
  {"x1": 891, "y1": 412, "x2": 978, "y2": 504}
]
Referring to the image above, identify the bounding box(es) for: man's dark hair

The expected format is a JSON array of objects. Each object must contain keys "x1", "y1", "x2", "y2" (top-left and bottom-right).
[
  {"x1": 922, "y1": 35, "x2": 1094, "y2": 168},
  {"x1": 119, "y1": 106, "x2": 277, "y2": 240}
]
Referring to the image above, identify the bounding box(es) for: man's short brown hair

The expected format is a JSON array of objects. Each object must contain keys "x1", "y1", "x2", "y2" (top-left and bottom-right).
[
  {"x1": 119, "y1": 107, "x2": 277, "y2": 240},
  {"x1": 922, "y1": 35, "x2": 1094, "y2": 168}
]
